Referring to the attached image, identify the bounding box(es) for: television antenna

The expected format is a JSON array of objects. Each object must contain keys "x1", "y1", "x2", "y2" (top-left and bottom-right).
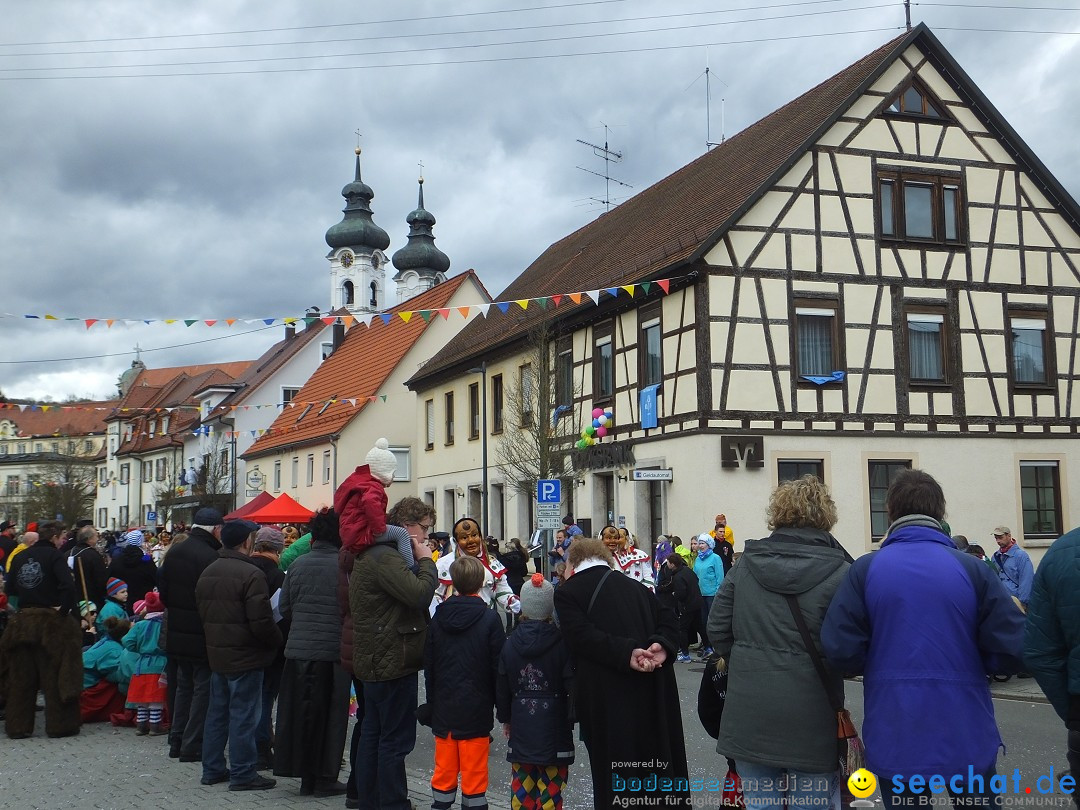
[{"x1": 576, "y1": 123, "x2": 632, "y2": 212}]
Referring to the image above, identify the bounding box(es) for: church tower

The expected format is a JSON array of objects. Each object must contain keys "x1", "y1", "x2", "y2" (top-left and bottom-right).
[
  {"x1": 325, "y1": 148, "x2": 391, "y2": 314},
  {"x1": 391, "y1": 174, "x2": 450, "y2": 302}
]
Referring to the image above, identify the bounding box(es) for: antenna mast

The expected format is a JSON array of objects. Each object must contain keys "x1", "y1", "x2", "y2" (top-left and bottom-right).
[
  {"x1": 576, "y1": 123, "x2": 632, "y2": 212},
  {"x1": 904, "y1": 0, "x2": 912, "y2": 30}
]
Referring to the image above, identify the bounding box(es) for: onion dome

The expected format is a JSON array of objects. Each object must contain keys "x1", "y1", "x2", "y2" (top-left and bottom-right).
[
  {"x1": 391, "y1": 177, "x2": 450, "y2": 277},
  {"x1": 325, "y1": 149, "x2": 390, "y2": 252}
]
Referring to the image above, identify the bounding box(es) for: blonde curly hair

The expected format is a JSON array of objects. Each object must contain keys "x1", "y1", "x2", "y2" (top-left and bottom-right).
[{"x1": 766, "y1": 475, "x2": 837, "y2": 531}]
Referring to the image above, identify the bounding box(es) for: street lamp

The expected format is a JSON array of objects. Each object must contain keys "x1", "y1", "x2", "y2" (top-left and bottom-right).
[{"x1": 468, "y1": 362, "x2": 489, "y2": 537}]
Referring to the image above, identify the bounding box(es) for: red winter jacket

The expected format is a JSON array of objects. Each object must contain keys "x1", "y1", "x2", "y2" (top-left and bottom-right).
[{"x1": 334, "y1": 465, "x2": 388, "y2": 554}]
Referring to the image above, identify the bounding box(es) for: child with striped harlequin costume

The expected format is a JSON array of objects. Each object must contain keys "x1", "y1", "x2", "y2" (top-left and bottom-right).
[{"x1": 430, "y1": 517, "x2": 521, "y2": 618}]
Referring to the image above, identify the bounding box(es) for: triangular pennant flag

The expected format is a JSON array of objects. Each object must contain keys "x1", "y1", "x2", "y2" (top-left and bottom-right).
[
  {"x1": 347, "y1": 398, "x2": 357, "y2": 406},
  {"x1": 225, "y1": 318, "x2": 237, "y2": 326},
  {"x1": 41, "y1": 405, "x2": 51, "y2": 412},
  {"x1": 342, "y1": 315, "x2": 355, "y2": 328},
  {"x1": 605, "y1": 287, "x2": 619, "y2": 298},
  {"x1": 106, "y1": 319, "x2": 115, "y2": 328},
  {"x1": 457, "y1": 306, "x2": 472, "y2": 318},
  {"x1": 551, "y1": 294, "x2": 563, "y2": 306},
  {"x1": 262, "y1": 318, "x2": 275, "y2": 325},
  {"x1": 569, "y1": 293, "x2": 582, "y2": 304},
  {"x1": 204, "y1": 320, "x2": 217, "y2": 327},
  {"x1": 515, "y1": 299, "x2": 529, "y2": 311},
  {"x1": 368, "y1": 396, "x2": 377, "y2": 403},
  {"x1": 184, "y1": 320, "x2": 197, "y2": 327},
  {"x1": 587, "y1": 290, "x2": 601, "y2": 305},
  {"x1": 283, "y1": 317, "x2": 297, "y2": 325},
  {"x1": 303, "y1": 317, "x2": 317, "y2": 327},
  {"x1": 476, "y1": 303, "x2": 491, "y2": 317},
  {"x1": 44, "y1": 314, "x2": 58, "y2": 320},
  {"x1": 418, "y1": 310, "x2": 432, "y2": 323},
  {"x1": 379, "y1": 314, "x2": 392, "y2": 325},
  {"x1": 322, "y1": 316, "x2": 336, "y2": 325},
  {"x1": 24, "y1": 315, "x2": 40, "y2": 319},
  {"x1": 436, "y1": 308, "x2": 450, "y2": 320},
  {"x1": 380, "y1": 395, "x2": 387, "y2": 403},
  {"x1": 536, "y1": 297, "x2": 549, "y2": 309},
  {"x1": 85, "y1": 319, "x2": 97, "y2": 329},
  {"x1": 620, "y1": 285, "x2": 636, "y2": 297},
  {"x1": 496, "y1": 302, "x2": 511, "y2": 314},
  {"x1": 399, "y1": 312, "x2": 413, "y2": 324},
  {"x1": 641, "y1": 282, "x2": 652, "y2": 294},
  {"x1": 657, "y1": 279, "x2": 670, "y2": 294},
  {"x1": 164, "y1": 319, "x2": 176, "y2": 325}
]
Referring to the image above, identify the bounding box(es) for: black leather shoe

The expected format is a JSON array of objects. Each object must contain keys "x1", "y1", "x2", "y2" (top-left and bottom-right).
[
  {"x1": 169, "y1": 740, "x2": 182, "y2": 758},
  {"x1": 201, "y1": 772, "x2": 230, "y2": 786},
  {"x1": 179, "y1": 750, "x2": 202, "y2": 762},
  {"x1": 314, "y1": 780, "x2": 349, "y2": 797},
  {"x1": 229, "y1": 775, "x2": 276, "y2": 791}
]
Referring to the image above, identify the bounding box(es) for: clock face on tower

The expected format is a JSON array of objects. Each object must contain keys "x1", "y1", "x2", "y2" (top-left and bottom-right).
[{"x1": 340, "y1": 251, "x2": 354, "y2": 268}]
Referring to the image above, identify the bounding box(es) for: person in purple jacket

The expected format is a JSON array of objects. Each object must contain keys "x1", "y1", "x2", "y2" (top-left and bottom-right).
[{"x1": 821, "y1": 469, "x2": 1024, "y2": 808}]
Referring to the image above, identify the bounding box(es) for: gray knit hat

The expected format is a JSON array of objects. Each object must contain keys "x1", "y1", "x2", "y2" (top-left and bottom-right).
[
  {"x1": 518, "y1": 572, "x2": 555, "y2": 621},
  {"x1": 254, "y1": 526, "x2": 285, "y2": 551}
]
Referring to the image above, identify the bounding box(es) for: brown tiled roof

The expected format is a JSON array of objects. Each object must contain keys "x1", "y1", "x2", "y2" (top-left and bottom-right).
[
  {"x1": 205, "y1": 322, "x2": 329, "y2": 418},
  {"x1": 244, "y1": 271, "x2": 485, "y2": 457},
  {"x1": 0, "y1": 400, "x2": 116, "y2": 437},
  {"x1": 409, "y1": 28, "x2": 915, "y2": 386},
  {"x1": 112, "y1": 363, "x2": 253, "y2": 456}
]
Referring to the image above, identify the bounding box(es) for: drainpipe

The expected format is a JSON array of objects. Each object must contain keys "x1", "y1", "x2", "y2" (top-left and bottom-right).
[{"x1": 330, "y1": 433, "x2": 341, "y2": 492}]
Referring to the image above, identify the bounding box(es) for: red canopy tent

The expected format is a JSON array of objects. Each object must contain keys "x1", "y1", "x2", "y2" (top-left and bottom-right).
[
  {"x1": 223, "y1": 491, "x2": 274, "y2": 521},
  {"x1": 244, "y1": 492, "x2": 315, "y2": 525}
]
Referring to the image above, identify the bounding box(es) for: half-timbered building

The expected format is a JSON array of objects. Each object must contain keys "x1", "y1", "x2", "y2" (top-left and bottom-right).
[{"x1": 407, "y1": 25, "x2": 1080, "y2": 561}]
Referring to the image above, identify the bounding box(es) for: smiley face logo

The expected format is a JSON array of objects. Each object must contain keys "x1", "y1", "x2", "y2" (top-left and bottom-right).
[{"x1": 848, "y1": 769, "x2": 877, "y2": 798}]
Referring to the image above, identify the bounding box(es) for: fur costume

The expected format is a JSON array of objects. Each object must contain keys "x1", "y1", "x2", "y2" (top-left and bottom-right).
[{"x1": 0, "y1": 607, "x2": 83, "y2": 738}]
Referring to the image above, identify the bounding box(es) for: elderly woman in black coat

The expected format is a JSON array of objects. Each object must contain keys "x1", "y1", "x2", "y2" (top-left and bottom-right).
[{"x1": 273, "y1": 509, "x2": 351, "y2": 797}]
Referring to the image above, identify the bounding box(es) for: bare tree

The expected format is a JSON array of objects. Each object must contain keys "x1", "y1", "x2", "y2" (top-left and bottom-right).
[
  {"x1": 152, "y1": 453, "x2": 188, "y2": 529},
  {"x1": 193, "y1": 431, "x2": 234, "y2": 512},
  {"x1": 20, "y1": 446, "x2": 98, "y2": 525},
  {"x1": 494, "y1": 323, "x2": 578, "y2": 499}
]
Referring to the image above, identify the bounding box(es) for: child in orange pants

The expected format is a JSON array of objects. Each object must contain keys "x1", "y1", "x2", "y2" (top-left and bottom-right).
[{"x1": 423, "y1": 546, "x2": 506, "y2": 810}]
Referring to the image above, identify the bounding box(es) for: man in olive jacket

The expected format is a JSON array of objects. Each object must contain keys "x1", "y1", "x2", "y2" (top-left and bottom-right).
[
  {"x1": 349, "y1": 497, "x2": 437, "y2": 810},
  {"x1": 195, "y1": 518, "x2": 282, "y2": 792}
]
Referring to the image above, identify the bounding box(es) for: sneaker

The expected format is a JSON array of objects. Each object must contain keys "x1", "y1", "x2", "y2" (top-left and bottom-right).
[
  {"x1": 698, "y1": 647, "x2": 714, "y2": 659},
  {"x1": 676, "y1": 653, "x2": 692, "y2": 663},
  {"x1": 230, "y1": 775, "x2": 276, "y2": 791}
]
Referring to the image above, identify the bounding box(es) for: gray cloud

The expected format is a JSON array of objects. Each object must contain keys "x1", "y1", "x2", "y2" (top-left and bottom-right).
[{"x1": 3, "y1": 1, "x2": 1078, "y2": 401}]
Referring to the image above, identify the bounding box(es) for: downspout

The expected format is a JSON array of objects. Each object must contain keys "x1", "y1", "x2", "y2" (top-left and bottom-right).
[{"x1": 330, "y1": 433, "x2": 341, "y2": 492}]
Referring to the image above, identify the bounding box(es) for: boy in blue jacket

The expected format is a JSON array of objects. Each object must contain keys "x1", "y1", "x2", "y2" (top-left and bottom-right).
[{"x1": 423, "y1": 554, "x2": 506, "y2": 810}]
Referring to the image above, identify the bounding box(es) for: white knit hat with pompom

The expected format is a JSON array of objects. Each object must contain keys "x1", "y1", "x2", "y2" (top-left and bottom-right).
[{"x1": 365, "y1": 438, "x2": 397, "y2": 486}]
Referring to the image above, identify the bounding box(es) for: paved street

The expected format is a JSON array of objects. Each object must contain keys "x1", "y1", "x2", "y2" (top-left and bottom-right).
[{"x1": 0, "y1": 667, "x2": 1066, "y2": 810}]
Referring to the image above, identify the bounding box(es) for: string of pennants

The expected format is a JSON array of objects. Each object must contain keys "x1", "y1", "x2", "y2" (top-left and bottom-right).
[{"x1": 6, "y1": 277, "x2": 677, "y2": 328}]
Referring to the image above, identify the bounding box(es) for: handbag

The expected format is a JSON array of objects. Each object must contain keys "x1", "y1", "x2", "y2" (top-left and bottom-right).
[
  {"x1": 696, "y1": 652, "x2": 728, "y2": 739},
  {"x1": 784, "y1": 595, "x2": 866, "y2": 778}
]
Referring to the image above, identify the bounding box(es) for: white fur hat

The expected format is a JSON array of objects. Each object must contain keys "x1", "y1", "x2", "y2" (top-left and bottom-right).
[{"x1": 365, "y1": 438, "x2": 397, "y2": 486}]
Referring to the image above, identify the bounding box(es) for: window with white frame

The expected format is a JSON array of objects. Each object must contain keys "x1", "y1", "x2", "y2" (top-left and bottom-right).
[
  {"x1": 291, "y1": 457, "x2": 299, "y2": 489},
  {"x1": 142, "y1": 463, "x2": 153, "y2": 483},
  {"x1": 273, "y1": 460, "x2": 282, "y2": 491},
  {"x1": 119, "y1": 464, "x2": 130, "y2": 484},
  {"x1": 282, "y1": 387, "x2": 301, "y2": 405},
  {"x1": 906, "y1": 310, "x2": 947, "y2": 384},
  {"x1": 389, "y1": 446, "x2": 411, "y2": 482},
  {"x1": 322, "y1": 450, "x2": 332, "y2": 484},
  {"x1": 306, "y1": 454, "x2": 314, "y2": 486},
  {"x1": 794, "y1": 302, "x2": 840, "y2": 378},
  {"x1": 1009, "y1": 314, "x2": 1051, "y2": 387}
]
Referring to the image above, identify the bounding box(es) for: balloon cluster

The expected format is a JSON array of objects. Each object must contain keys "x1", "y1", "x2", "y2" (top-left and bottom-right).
[{"x1": 576, "y1": 407, "x2": 614, "y2": 449}]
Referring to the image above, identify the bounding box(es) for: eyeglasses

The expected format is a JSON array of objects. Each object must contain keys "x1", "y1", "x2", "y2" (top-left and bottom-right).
[{"x1": 406, "y1": 521, "x2": 434, "y2": 535}]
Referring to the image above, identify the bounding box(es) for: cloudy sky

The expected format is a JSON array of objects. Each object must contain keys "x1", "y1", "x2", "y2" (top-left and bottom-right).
[{"x1": 2, "y1": 0, "x2": 1077, "y2": 403}]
